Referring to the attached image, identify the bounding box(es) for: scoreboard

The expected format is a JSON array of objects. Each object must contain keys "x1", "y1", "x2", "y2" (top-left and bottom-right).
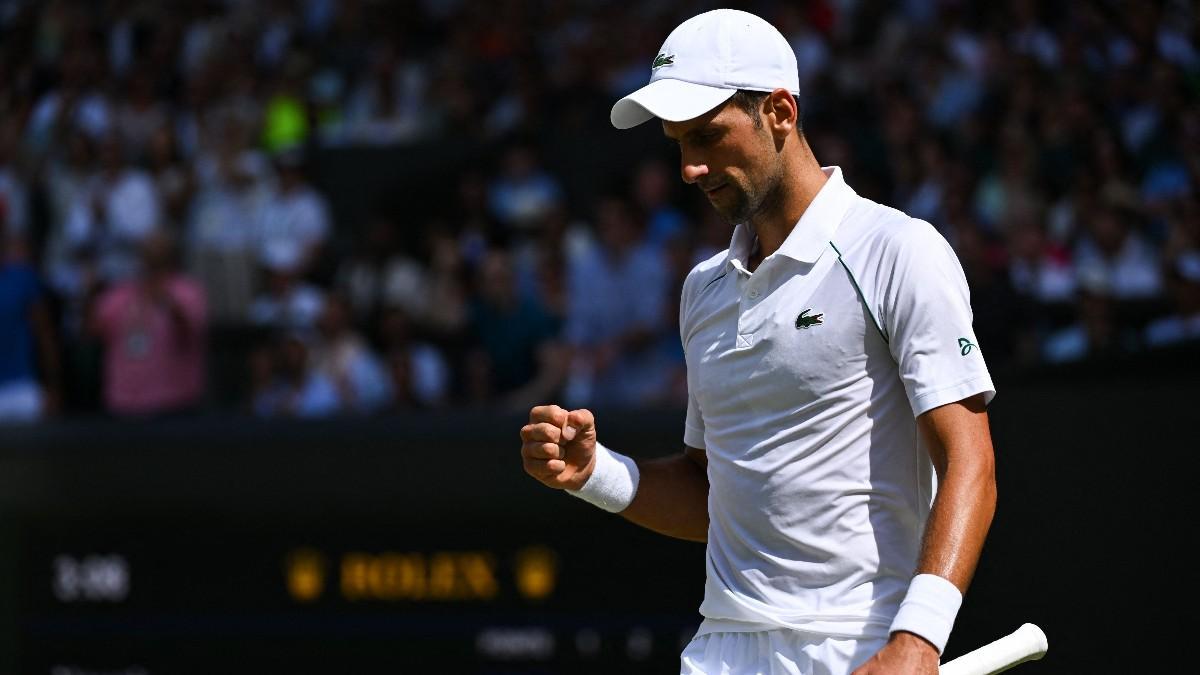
[
  {"x1": 19, "y1": 515, "x2": 706, "y2": 674},
  {"x1": 1, "y1": 412, "x2": 704, "y2": 675}
]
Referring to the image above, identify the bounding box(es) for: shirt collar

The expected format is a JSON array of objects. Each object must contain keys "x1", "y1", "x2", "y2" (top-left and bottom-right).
[{"x1": 726, "y1": 166, "x2": 856, "y2": 270}]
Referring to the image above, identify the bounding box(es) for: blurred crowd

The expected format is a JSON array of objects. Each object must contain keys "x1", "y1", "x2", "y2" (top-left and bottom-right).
[{"x1": 0, "y1": 0, "x2": 1197, "y2": 424}]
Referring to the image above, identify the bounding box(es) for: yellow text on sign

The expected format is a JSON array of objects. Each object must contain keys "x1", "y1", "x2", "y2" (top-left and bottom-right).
[{"x1": 340, "y1": 551, "x2": 498, "y2": 601}]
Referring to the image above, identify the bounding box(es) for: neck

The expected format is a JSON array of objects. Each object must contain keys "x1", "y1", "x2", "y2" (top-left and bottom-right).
[{"x1": 747, "y1": 138, "x2": 827, "y2": 268}]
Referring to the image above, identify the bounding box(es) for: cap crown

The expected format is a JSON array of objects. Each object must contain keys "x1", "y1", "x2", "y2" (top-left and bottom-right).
[{"x1": 649, "y1": 8, "x2": 799, "y2": 95}]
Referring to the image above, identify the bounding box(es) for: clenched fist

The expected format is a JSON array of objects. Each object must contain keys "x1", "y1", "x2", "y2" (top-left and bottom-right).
[{"x1": 520, "y1": 404, "x2": 598, "y2": 491}]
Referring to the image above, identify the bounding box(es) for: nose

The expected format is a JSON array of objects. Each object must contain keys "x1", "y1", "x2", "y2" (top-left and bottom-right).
[{"x1": 681, "y1": 158, "x2": 708, "y2": 185}]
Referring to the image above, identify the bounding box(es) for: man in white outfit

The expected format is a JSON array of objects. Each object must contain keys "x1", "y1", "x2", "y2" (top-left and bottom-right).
[{"x1": 519, "y1": 9, "x2": 997, "y2": 674}]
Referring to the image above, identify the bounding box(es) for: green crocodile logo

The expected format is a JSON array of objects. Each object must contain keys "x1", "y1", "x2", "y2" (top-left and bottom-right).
[
  {"x1": 958, "y1": 337, "x2": 976, "y2": 356},
  {"x1": 795, "y1": 309, "x2": 824, "y2": 330},
  {"x1": 652, "y1": 53, "x2": 675, "y2": 69}
]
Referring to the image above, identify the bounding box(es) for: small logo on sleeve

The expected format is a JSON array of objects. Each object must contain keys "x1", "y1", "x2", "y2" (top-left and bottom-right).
[
  {"x1": 795, "y1": 309, "x2": 824, "y2": 329},
  {"x1": 652, "y1": 53, "x2": 675, "y2": 69},
  {"x1": 958, "y1": 337, "x2": 976, "y2": 356}
]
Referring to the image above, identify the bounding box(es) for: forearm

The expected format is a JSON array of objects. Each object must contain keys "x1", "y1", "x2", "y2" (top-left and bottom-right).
[
  {"x1": 915, "y1": 398, "x2": 997, "y2": 593},
  {"x1": 916, "y1": 453, "x2": 996, "y2": 592},
  {"x1": 618, "y1": 451, "x2": 709, "y2": 543},
  {"x1": 883, "y1": 396, "x2": 996, "y2": 658}
]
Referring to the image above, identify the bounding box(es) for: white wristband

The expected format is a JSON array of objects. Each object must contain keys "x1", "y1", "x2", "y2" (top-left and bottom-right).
[
  {"x1": 566, "y1": 442, "x2": 639, "y2": 513},
  {"x1": 888, "y1": 573, "x2": 963, "y2": 655}
]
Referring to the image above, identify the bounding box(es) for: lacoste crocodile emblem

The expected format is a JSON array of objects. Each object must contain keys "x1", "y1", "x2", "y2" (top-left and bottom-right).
[
  {"x1": 795, "y1": 309, "x2": 823, "y2": 329},
  {"x1": 652, "y1": 53, "x2": 675, "y2": 69}
]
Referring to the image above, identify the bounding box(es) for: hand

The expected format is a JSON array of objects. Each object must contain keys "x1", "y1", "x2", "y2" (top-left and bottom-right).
[
  {"x1": 852, "y1": 632, "x2": 940, "y2": 675},
  {"x1": 520, "y1": 404, "x2": 597, "y2": 491}
]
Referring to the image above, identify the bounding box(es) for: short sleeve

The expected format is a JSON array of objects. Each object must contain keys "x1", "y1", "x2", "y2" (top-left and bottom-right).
[
  {"x1": 679, "y1": 266, "x2": 705, "y2": 448},
  {"x1": 881, "y1": 220, "x2": 995, "y2": 417},
  {"x1": 683, "y1": 389, "x2": 705, "y2": 448}
]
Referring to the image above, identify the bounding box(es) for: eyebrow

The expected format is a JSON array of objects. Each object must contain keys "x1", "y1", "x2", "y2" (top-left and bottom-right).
[{"x1": 663, "y1": 123, "x2": 721, "y2": 143}]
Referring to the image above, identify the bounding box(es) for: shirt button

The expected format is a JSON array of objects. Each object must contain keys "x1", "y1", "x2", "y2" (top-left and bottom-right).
[{"x1": 748, "y1": 288, "x2": 760, "y2": 299}]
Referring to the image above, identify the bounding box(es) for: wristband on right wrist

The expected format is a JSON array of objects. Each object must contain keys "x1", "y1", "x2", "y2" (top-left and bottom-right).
[
  {"x1": 565, "y1": 442, "x2": 639, "y2": 513},
  {"x1": 888, "y1": 573, "x2": 963, "y2": 655}
]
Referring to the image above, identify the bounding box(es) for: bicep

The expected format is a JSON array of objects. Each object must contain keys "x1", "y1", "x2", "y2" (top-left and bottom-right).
[
  {"x1": 916, "y1": 393, "x2": 994, "y2": 481},
  {"x1": 684, "y1": 444, "x2": 706, "y2": 471}
]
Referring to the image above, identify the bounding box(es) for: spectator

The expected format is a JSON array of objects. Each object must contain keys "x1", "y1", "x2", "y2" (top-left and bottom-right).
[
  {"x1": 60, "y1": 133, "x2": 162, "y2": 286},
  {"x1": 114, "y1": 67, "x2": 170, "y2": 163},
  {"x1": 24, "y1": 39, "x2": 112, "y2": 153},
  {"x1": 0, "y1": 225, "x2": 62, "y2": 423},
  {"x1": 1144, "y1": 252, "x2": 1200, "y2": 348},
  {"x1": 1041, "y1": 269, "x2": 1139, "y2": 365},
  {"x1": 465, "y1": 248, "x2": 565, "y2": 411},
  {"x1": 1008, "y1": 216, "x2": 1076, "y2": 305},
  {"x1": 376, "y1": 306, "x2": 450, "y2": 410},
  {"x1": 248, "y1": 240, "x2": 326, "y2": 333},
  {"x1": 255, "y1": 146, "x2": 331, "y2": 281},
  {"x1": 250, "y1": 328, "x2": 341, "y2": 419},
  {"x1": 310, "y1": 293, "x2": 393, "y2": 415},
  {"x1": 563, "y1": 195, "x2": 671, "y2": 406},
  {"x1": 333, "y1": 215, "x2": 428, "y2": 325},
  {"x1": 40, "y1": 131, "x2": 97, "y2": 312},
  {"x1": 88, "y1": 229, "x2": 208, "y2": 417},
  {"x1": 1073, "y1": 205, "x2": 1163, "y2": 301},
  {"x1": 0, "y1": 119, "x2": 28, "y2": 237},
  {"x1": 145, "y1": 125, "x2": 193, "y2": 233},
  {"x1": 341, "y1": 42, "x2": 431, "y2": 144},
  {"x1": 632, "y1": 157, "x2": 688, "y2": 246},
  {"x1": 487, "y1": 144, "x2": 563, "y2": 235},
  {"x1": 186, "y1": 117, "x2": 272, "y2": 326},
  {"x1": 418, "y1": 225, "x2": 470, "y2": 343}
]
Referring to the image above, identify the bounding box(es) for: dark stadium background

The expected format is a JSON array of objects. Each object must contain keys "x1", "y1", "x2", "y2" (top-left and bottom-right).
[{"x1": 0, "y1": 1, "x2": 1196, "y2": 673}]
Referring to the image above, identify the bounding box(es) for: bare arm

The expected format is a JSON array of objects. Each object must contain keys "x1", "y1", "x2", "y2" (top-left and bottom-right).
[
  {"x1": 618, "y1": 446, "x2": 708, "y2": 542},
  {"x1": 914, "y1": 392, "x2": 997, "y2": 592},
  {"x1": 856, "y1": 392, "x2": 996, "y2": 673},
  {"x1": 520, "y1": 406, "x2": 709, "y2": 542}
]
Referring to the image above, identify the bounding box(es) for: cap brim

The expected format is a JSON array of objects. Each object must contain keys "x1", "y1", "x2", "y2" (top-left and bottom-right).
[{"x1": 610, "y1": 79, "x2": 738, "y2": 129}]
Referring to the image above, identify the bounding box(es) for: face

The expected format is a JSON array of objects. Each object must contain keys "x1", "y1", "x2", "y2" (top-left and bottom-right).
[{"x1": 663, "y1": 98, "x2": 783, "y2": 225}]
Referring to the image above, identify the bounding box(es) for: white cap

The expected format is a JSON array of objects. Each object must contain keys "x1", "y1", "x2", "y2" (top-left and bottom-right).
[{"x1": 610, "y1": 9, "x2": 800, "y2": 130}]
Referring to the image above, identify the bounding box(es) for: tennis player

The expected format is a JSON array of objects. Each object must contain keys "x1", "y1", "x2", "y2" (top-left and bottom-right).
[{"x1": 520, "y1": 9, "x2": 997, "y2": 674}]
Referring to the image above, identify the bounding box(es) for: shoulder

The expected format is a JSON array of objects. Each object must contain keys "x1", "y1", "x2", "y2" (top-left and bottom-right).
[
  {"x1": 680, "y1": 248, "x2": 730, "y2": 300},
  {"x1": 833, "y1": 199, "x2": 965, "y2": 297},
  {"x1": 836, "y1": 197, "x2": 950, "y2": 261}
]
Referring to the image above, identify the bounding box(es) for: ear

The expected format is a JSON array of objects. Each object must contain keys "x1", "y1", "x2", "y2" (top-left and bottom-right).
[{"x1": 764, "y1": 88, "x2": 798, "y2": 140}]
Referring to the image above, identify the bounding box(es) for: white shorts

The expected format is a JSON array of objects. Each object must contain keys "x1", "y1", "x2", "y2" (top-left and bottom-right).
[{"x1": 680, "y1": 629, "x2": 886, "y2": 675}]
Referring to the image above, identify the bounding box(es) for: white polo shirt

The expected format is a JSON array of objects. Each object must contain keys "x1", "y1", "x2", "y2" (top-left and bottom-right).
[{"x1": 680, "y1": 166, "x2": 994, "y2": 640}]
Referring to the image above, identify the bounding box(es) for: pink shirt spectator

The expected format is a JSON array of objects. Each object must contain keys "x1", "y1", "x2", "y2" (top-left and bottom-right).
[{"x1": 93, "y1": 276, "x2": 208, "y2": 415}]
